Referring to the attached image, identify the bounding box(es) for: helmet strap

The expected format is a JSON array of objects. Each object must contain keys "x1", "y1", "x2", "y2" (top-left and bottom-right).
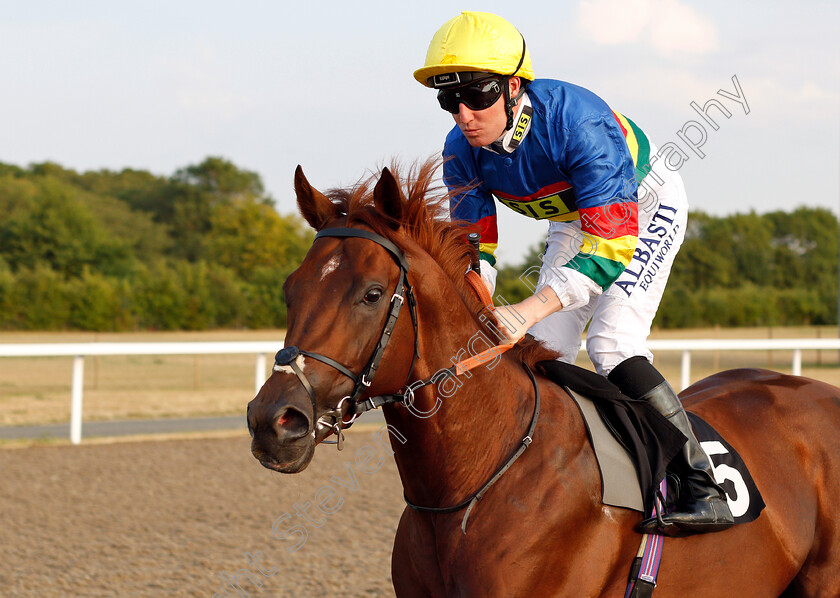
[{"x1": 503, "y1": 77, "x2": 527, "y2": 131}]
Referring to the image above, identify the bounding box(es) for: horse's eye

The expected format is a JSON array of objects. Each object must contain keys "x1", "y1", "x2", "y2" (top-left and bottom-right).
[{"x1": 363, "y1": 289, "x2": 383, "y2": 305}]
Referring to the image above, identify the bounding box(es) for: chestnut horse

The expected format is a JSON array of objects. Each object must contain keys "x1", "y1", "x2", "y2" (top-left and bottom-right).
[{"x1": 247, "y1": 161, "x2": 840, "y2": 597}]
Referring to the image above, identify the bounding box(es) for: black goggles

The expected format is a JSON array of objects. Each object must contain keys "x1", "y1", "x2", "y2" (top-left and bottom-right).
[{"x1": 436, "y1": 77, "x2": 505, "y2": 114}]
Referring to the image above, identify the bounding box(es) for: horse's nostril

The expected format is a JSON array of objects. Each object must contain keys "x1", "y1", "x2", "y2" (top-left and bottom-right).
[{"x1": 274, "y1": 406, "x2": 310, "y2": 440}]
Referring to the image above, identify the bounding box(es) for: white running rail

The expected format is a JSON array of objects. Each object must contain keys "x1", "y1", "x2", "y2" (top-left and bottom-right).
[{"x1": 1, "y1": 337, "x2": 838, "y2": 444}]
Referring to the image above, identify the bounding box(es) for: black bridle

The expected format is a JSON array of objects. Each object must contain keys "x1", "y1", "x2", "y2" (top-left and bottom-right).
[
  {"x1": 273, "y1": 227, "x2": 419, "y2": 447},
  {"x1": 274, "y1": 225, "x2": 540, "y2": 533}
]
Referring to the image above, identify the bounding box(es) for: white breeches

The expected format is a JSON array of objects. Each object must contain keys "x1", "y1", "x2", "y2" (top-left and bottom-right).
[{"x1": 528, "y1": 154, "x2": 688, "y2": 375}]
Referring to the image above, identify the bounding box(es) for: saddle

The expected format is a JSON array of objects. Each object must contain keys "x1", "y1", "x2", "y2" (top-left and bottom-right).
[
  {"x1": 462, "y1": 265, "x2": 765, "y2": 522},
  {"x1": 537, "y1": 360, "x2": 765, "y2": 523}
]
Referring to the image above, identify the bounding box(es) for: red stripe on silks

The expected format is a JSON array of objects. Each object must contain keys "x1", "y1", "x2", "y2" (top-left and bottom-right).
[
  {"x1": 475, "y1": 214, "x2": 498, "y2": 244},
  {"x1": 579, "y1": 203, "x2": 638, "y2": 239},
  {"x1": 612, "y1": 111, "x2": 628, "y2": 137},
  {"x1": 493, "y1": 180, "x2": 572, "y2": 202}
]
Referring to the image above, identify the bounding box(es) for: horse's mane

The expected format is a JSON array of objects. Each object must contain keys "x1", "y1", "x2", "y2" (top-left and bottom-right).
[{"x1": 324, "y1": 158, "x2": 560, "y2": 369}]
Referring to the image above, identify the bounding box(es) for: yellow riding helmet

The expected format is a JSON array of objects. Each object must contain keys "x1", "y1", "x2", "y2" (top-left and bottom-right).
[{"x1": 414, "y1": 11, "x2": 534, "y2": 87}]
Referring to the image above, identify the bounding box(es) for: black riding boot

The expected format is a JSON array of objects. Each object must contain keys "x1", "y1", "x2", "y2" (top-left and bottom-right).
[{"x1": 608, "y1": 356, "x2": 734, "y2": 536}]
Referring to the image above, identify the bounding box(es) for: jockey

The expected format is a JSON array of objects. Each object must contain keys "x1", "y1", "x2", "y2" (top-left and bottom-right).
[{"x1": 414, "y1": 11, "x2": 734, "y2": 535}]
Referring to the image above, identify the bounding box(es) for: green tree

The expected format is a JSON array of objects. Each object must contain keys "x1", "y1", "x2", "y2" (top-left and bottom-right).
[
  {"x1": 245, "y1": 266, "x2": 290, "y2": 329},
  {"x1": 66, "y1": 269, "x2": 130, "y2": 331},
  {"x1": 205, "y1": 197, "x2": 313, "y2": 280},
  {"x1": 173, "y1": 157, "x2": 265, "y2": 198},
  {"x1": 130, "y1": 261, "x2": 191, "y2": 330},
  {"x1": 165, "y1": 157, "x2": 272, "y2": 261},
  {"x1": 0, "y1": 258, "x2": 15, "y2": 329},
  {"x1": 12, "y1": 266, "x2": 71, "y2": 329},
  {"x1": 766, "y1": 207, "x2": 838, "y2": 291},
  {"x1": 669, "y1": 213, "x2": 735, "y2": 290},
  {"x1": 0, "y1": 177, "x2": 132, "y2": 277}
]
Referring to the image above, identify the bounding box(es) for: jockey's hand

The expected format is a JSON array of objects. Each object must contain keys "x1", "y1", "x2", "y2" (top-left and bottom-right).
[{"x1": 494, "y1": 287, "x2": 563, "y2": 344}]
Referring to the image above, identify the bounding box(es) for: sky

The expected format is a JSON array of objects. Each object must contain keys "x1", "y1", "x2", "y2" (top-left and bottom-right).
[{"x1": 2, "y1": 0, "x2": 838, "y2": 265}]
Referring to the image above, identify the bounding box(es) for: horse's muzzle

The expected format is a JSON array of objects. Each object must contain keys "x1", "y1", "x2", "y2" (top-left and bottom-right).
[{"x1": 247, "y1": 393, "x2": 316, "y2": 473}]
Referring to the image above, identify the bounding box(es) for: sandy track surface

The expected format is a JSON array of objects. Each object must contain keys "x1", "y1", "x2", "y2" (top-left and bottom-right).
[{"x1": 1, "y1": 427, "x2": 403, "y2": 597}]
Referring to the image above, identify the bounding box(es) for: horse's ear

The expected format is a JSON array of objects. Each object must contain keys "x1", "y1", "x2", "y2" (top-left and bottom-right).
[
  {"x1": 295, "y1": 165, "x2": 339, "y2": 230},
  {"x1": 373, "y1": 167, "x2": 403, "y2": 228}
]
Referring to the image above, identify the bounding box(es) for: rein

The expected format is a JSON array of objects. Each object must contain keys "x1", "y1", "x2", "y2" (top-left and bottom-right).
[{"x1": 276, "y1": 226, "x2": 540, "y2": 532}]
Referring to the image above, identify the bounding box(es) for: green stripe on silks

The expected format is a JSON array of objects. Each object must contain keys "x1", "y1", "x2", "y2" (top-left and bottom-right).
[
  {"x1": 480, "y1": 251, "x2": 497, "y2": 267},
  {"x1": 626, "y1": 116, "x2": 652, "y2": 183},
  {"x1": 565, "y1": 253, "x2": 626, "y2": 290}
]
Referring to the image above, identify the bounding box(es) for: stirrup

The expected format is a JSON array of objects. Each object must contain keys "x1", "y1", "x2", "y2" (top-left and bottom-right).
[
  {"x1": 635, "y1": 488, "x2": 680, "y2": 536},
  {"x1": 637, "y1": 501, "x2": 734, "y2": 536}
]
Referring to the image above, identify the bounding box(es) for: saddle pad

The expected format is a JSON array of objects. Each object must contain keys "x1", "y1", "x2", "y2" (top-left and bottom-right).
[
  {"x1": 568, "y1": 388, "x2": 765, "y2": 523},
  {"x1": 540, "y1": 360, "x2": 684, "y2": 515},
  {"x1": 567, "y1": 388, "x2": 645, "y2": 511}
]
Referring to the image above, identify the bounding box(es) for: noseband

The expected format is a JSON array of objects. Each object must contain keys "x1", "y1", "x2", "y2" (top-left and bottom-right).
[{"x1": 274, "y1": 227, "x2": 419, "y2": 447}]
